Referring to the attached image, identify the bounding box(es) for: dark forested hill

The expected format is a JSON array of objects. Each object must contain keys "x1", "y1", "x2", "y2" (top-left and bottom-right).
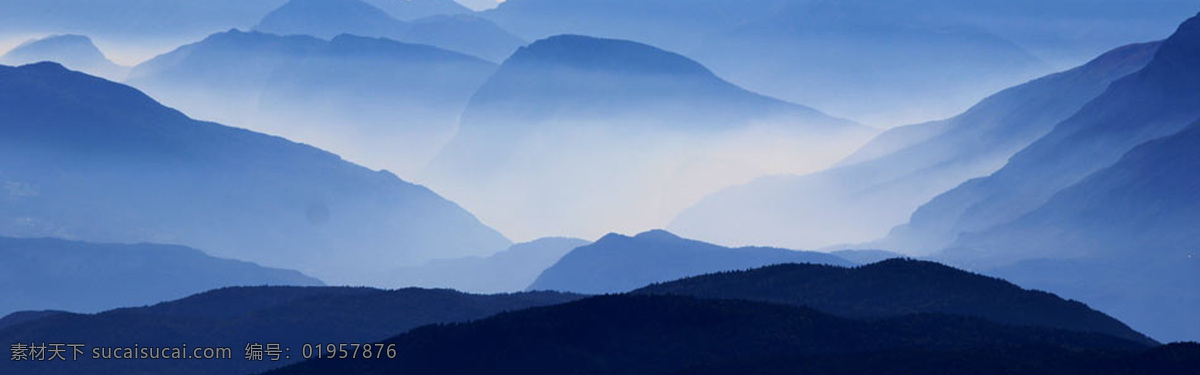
[
  {"x1": 266, "y1": 294, "x2": 1156, "y2": 375},
  {"x1": 0, "y1": 287, "x2": 581, "y2": 375},
  {"x1": 634, "y1": 259, "x2": 1152, "y2": 344}
]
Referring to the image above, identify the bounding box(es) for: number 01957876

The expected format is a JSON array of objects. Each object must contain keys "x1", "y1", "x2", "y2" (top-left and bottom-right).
[{"x1": 301, "y1": 343, "x2": 397, "y2": 359}]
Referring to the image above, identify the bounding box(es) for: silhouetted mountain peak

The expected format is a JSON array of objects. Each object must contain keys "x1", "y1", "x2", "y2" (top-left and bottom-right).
[
  {"x1": 365, "y1": 0, "x2": 471, "y2": 21},
  {"x1": 1140, "y1": 12, "x2": 1200, "y2": 85},
  {"x1": 206, "y1": 28, "x2": 317, "y2": 43},
  {"x1": 6, "y1": 34, "x2": 105, "y2": 60},
  {"x1": 529, "y1": 231, "x2": 852, "y2": 294},
  {"x1": 592, "y1": 230, "x2": 693, "y2": 249},
  {"x1": 14, "y1": 60, "x2": 68, "y2": 72},
  {"x1": 511, "y1": 34, "x2": 714, "y2": 77},
  {"x1": 324, "y1": 33, "x2": 489, "y2": 62},
  {"x1": 136, "y1": 28, "x2": 319, "y2": 58},
  {"x1": 863, "y1": 257, "x2": 950, "y2": 271},
  {"x1": 255, "y1": 0, "x2": 403, "y2": 39},
  {"x1": 635, "y1": 257, "x2": 1154, "y2": 345},
  {"x1": 633, "y1": 229, "x2": 683, "y2": 241},
  {"x1": 3, "y1": 61, "x2": 171, "y2": 122}
]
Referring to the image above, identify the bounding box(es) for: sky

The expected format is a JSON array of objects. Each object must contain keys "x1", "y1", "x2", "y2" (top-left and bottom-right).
[{"x1": 455, "y1": 0, "x2": 502, "y2": 11}]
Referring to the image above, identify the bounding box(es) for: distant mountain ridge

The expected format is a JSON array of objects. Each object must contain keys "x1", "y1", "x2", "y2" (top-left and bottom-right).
[
  {"x1": 0, "y1": 0, "x2": 290, "y2": 59},
  {"x1": 482, "y1": 0, "x2": 1196, "y2": 126},
  {"x1": 482, "y1": 0, "x2": 1194, "y2": 67},
  {"x1": 254, "y1": 33, "x2": 498, "y2": 173},
  {"x1": 867, "y1": 12, "x2": 1200, "y2": 343},
  {"x1": 670, "y1": 41, "x2": 1161, "y2": 250},
  {"x1": 386, "y1": 237, "x2": 590, "y2": 293},
  {"x1": 528, "y1": 230, "x2": 854, "y2": 294},
  {"x1": 127, "y1": 29, "x2": 498, "y2": 175},
  {"x1": 0, "y1": 236, "x2": 321, "y2": 318},
  {"x1": 255, "y1": 0, "x2": 523, "y2": 61},
  {"x1": 884, "y1": 12, "x2": 1200, "y2": 255},
  {"x1": 1, "y1": 34, "x2": 128, "y2": 80},
  {"x1": 690, "y1": 1, "x2": 1051, "y2": 126},
  {"x1": 965, "y1": 119, "x2": 1200, "y2": 343},
  {"x1": 364, "y1": 0, "x2": 471, "y2": 21},
  {"x1": 425, "y1": 34, "x2": 872, "y2": 241},
  {"x1": 0, "y1": 62, "x2": 510, "y2": 285}
]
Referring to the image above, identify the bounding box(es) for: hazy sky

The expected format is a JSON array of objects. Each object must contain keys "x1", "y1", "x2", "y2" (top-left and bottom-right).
[{"x1": 456, "y1": 0, "x2": 502, "y2": 11}]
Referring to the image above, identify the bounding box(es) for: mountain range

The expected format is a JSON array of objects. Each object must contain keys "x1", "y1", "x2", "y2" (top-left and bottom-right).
[
  {"x1": 0, "y1": 0, "x2": 290, "y2": 62},
  {"x1": 424, "y1": 34, "x2": 872, "y2": 241},
  {"x1": 883, "y1": 13, "x2": 1200, "y2": 256},
  {"x1": 670, "y1": 41, "x2": 1161, "y2": 250},
  {"x1": 0, "y1": 236, "x2": 321, "y2": 318},
  {"x1": 481, "y1": 0, "x2": 1196, "y2": 125},
  {"x1": 254, "y1": 34, "x2": 498, "y2": 174},
  {"x1": 385, "y1": 237, "x2": 589, "y2": 293},
  {"x1": 964, "y1": 119, "x2": 1200, "y2": 342},
  {"x1": 266, "y1": 294, "x2": 1168, "y2": 375},
  {"x1": 688, "y1": 1, "x2": 1050, "y2": 126},
  {"x1": 1, "y1": 0, "x2": 1197, "y2": 363},
  {"x1": 254, "y1": 0, "x2": 523, "y2": 61},
  {"x1": 0, "y1": 286, "x2": 580, "y2": 375},
  {"x1": 862, "y1": 12, "x2": 1200, "y2": 343},
  {"x1": 528, "y1": 230, "x2": 853, "y2": 294},
  {"x1": 127, "y1": 29, "x2": 497, "y2": 174},
  {"x1": 363, "y1": 0, "x2": 471, "y2": 21},
  {"x1": 1, "y1": 34, "x2": 128, "y2": 80},
  {"x1": 634, "y1": 259, "x2": 1152, "y2": 345},
  {"x1": 0, "y1": 61, "x2": 510, "y2": 285},
  {"x1": 482, "y1": 0, "x2": 1193, "y2": 68}
]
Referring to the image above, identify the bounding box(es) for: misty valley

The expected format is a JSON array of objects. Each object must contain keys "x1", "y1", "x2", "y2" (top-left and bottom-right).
[{"x1": 1, "y1": 0, "x2": 1199, "y2": 374}]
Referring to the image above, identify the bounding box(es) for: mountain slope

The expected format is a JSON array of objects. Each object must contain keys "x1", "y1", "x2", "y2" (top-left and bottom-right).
[
  {"x1": 425, "y1": 35, "x2": 872, "y2": 241},
  {"x1": 883, "y1": 13, "x2": 1200, "y2": 254},
  {"x1": 634, "y1": 259, "x2": 1152, "y2": 345},
  {"x1": 255, "y1": 0, "x2": 405, "y2": 40},
  {"x1": 127, "y1": 30, "x2": 497, "y2": 174},
  {"x1": 126, "y1": 30, "x2": 325, "y2": 126},
  {"x1": 255, "y1": 34, "x2": 497, "y2": 173},
  {"x1": 0, "y1": 62, "x2": 510, "y2": 284},
  {"x1": 481, "y1": 0, "x2": 780, "y2": 53},
  {"x1": 266, "y1": 294, "x2": 1154, "y2": 375},
  {"x1": 0, "y1": 237, "x2": 321, "y2": 317},
  {"x1": 482, "y1": 0, "x2": 1196, "y2": 126},
  {"x1": 401, "y1": 14, "x2": 526, "y2": 61},
  {"x1": 952, "y1": 119, "x2": 1200, "y2": 263},
  {"x1": 528, "y1": 230, "x2": 853, "y2": 294},
  {"x1": 0, "y1": 287, "x2": 581, "y2": 375},
  {"x1": 386, "y1": 237, "x2": 589, "y2": 293},
  {"x1": 254, "y1": 0, "x2": 523, "y2": 61},
  {"x1": 483, "y1": 0, "x2": 1194, "y2": 70},
  {"x1": 364, "y1": 0, "x2": 471, "y2": 21},
  {"x1": 0, "y1": 0, "x2": 289, "y2": 61},
  {"x1": 1, "y1": 34, "x2": 128, "y2": 80},
  {"x1": 690, "y1": 1, "x2": 1050, "y2": 126},
  {"x1": 671, "y1": 41, "x2": 1160, "y2": 250},
  {"x1": 874, "y1": 13, "x2": 1200, "y2": 342},
  {"x1": 962, "y1": 120, "x2": 1200, "y2": 342}
]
